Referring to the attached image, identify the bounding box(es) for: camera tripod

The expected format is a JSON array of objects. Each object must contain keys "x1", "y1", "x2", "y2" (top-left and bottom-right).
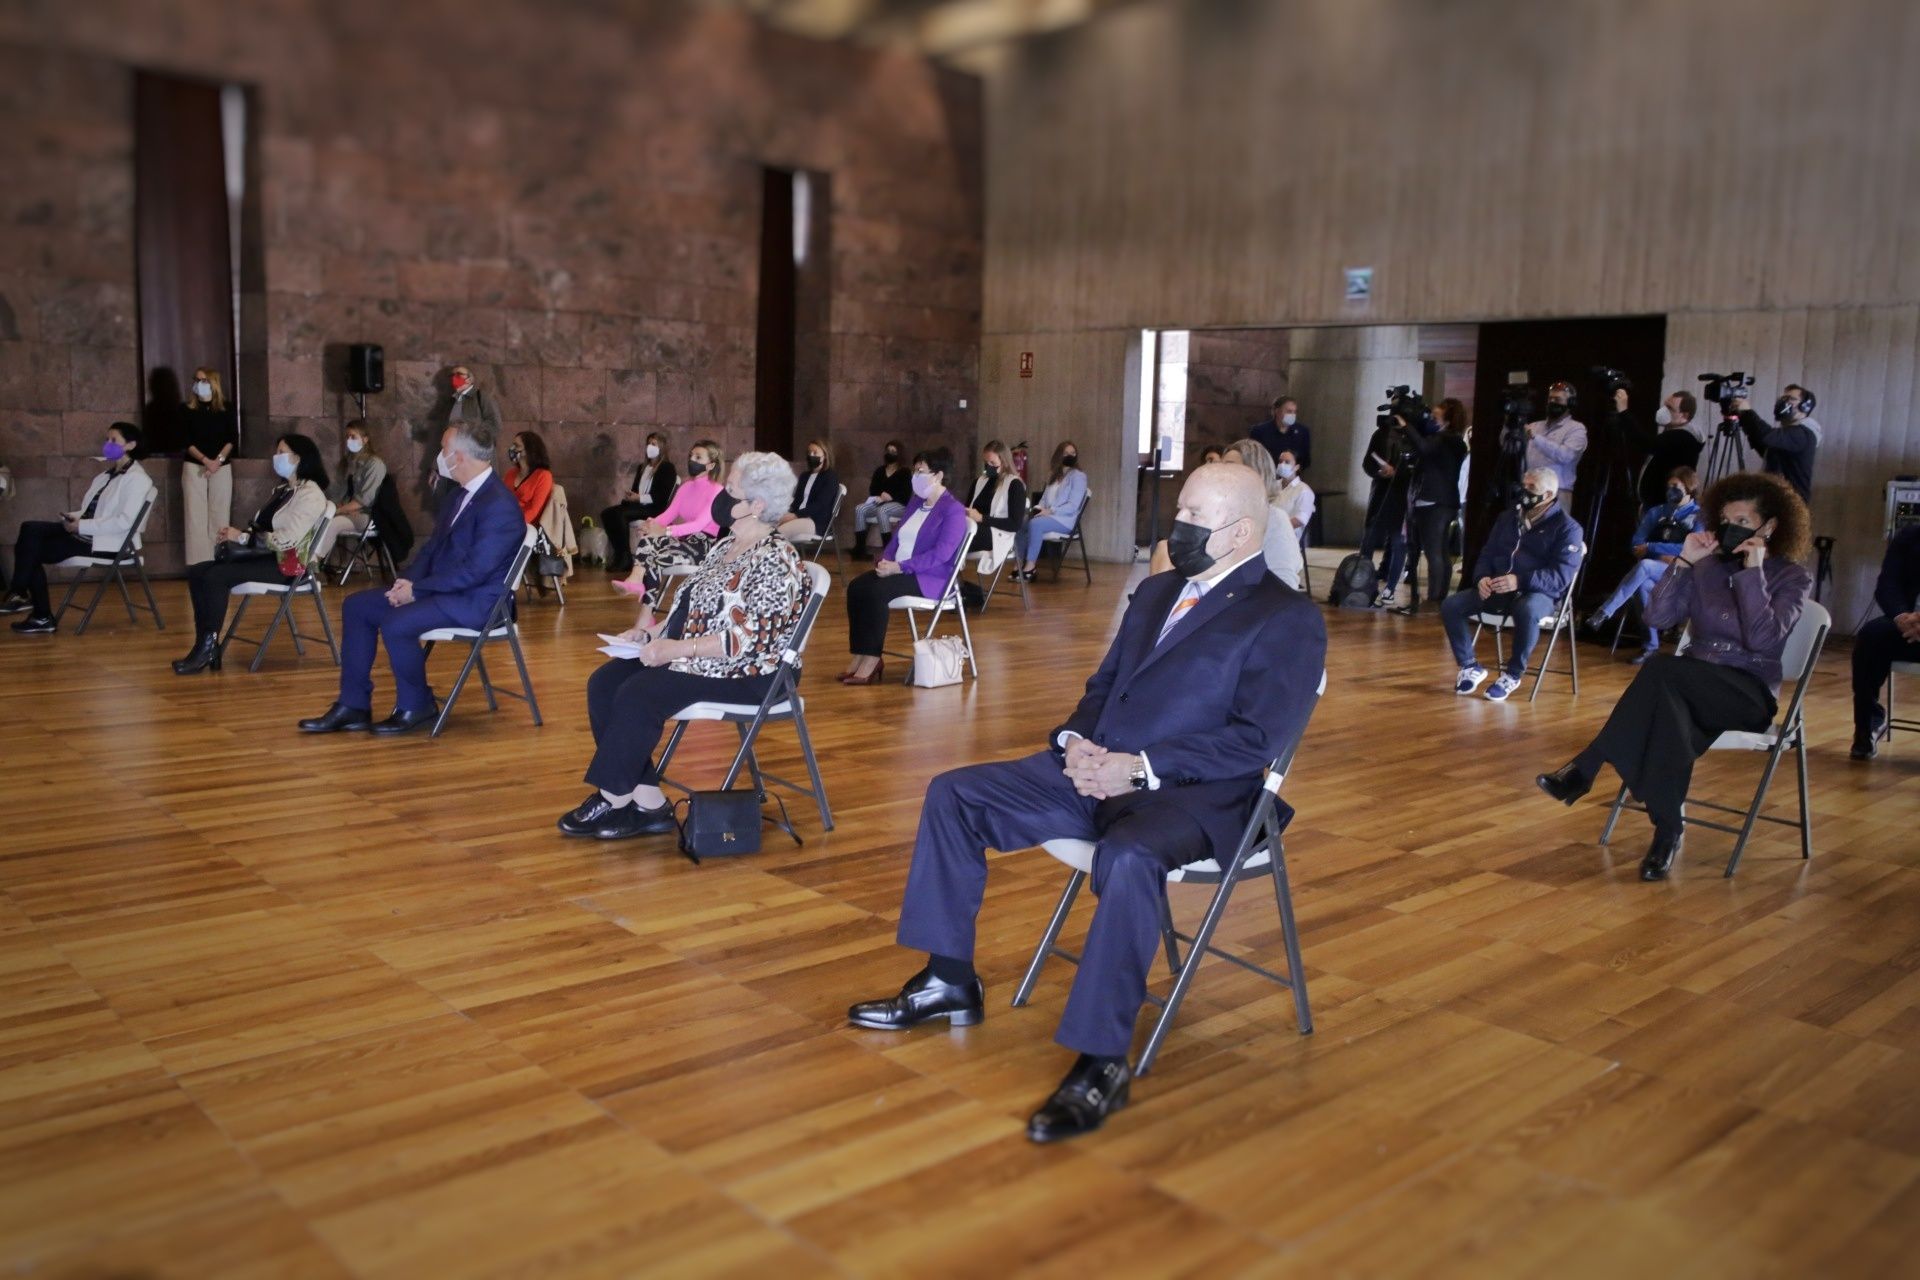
[{"x1": 1701, "y1": 418, "x2": 1748, "y2": 486}]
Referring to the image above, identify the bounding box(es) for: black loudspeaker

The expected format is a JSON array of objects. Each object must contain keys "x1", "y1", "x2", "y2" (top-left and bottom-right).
[{"x1": 347, "y1": 343, "x2": 384, "y2": 394}]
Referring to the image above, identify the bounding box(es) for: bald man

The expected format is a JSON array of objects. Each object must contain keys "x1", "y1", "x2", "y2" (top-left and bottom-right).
[{"x1": 849, "y1": 464, "x2": 1327, "y2": 1142}]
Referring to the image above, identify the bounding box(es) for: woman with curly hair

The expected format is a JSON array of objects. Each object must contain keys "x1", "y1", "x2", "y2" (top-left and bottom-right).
[{"x1": 1533, "y1": 471, "x2": 1812, "y2": 881}]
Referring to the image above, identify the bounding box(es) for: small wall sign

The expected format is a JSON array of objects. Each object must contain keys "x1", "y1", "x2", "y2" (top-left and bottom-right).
[
  {"x1": 1019, "y1": 351, "x2": 1034, "y2": 378},
  {"x1": 1344, "y1": 268, "x2": 1373, "y2": 302}
]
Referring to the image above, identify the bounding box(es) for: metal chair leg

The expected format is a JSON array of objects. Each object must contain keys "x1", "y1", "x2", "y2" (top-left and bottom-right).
[
  {"x1": 957, "y1": 598, "x2": 978, "y2": 678},
  {"x1": 1078, "y1": 533, "x2": 1092, "y2": 585},
  {"x1": 1722, "y1": 739, "x2": 1790, "y2": 878},
  {"x1": 1271, "y1": 854, "x2": 1313, "y2": 1034},
  {"x1": 1137, "y1": 874, "x2": 1240, "y2": 1077},
  {"x1": 508, "y1": 632, "x2": 542, "y2": 724},
  {"x1": 430, "y1": 639, "x2": 488, "y2": 738},
  {"x1": 1794, "y1": 731, "x2": 1813, "y2": 860},
  {"x1": 312, "y1": 591, "x2": 340, "y2": 665},
  {"x1": 1157, "y1": 893, "x2": 1182, "y2": 975},
  {"x1": 475, "y1": 650, "x2": 499, "y2": 710},
  {"x1": 1530, "y1": 625, "x2": 1561, "y2": 702},
  {"x1": 1598, "y1": 781, "x2": 1631, "y2": 846},
  {"x1": 217, "y1": 595, "x2": 253, "y2": 665},
  {"x1": 74, "y1": 567, "x2": 112, "y2": 635},
  {"x1": 111, "y1": 568, "x2": 137, "y2": 622},
  {"x1": 1011, "y1": 871, "x2": 1086, "y2": 1007},
  {"x1": 789, "y1": 703, "x2": 834, "y2": 831},
  {"x1": 136, "y1": 562, "x2": 164, "y2": 629},
  {"x1": 251, "y1": 596, "x2": 291, "y2": 673}
]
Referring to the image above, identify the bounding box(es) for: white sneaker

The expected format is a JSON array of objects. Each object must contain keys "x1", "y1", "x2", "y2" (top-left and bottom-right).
[
  {"x1": 1485, "y1": 673, "x2": 1523, "y2": 702},
  {"x1": 1454, "y1": 664, "x2": 1489, "y2": 695}
]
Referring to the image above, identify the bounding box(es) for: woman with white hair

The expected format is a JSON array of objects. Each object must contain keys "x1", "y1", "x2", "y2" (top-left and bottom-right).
[{"x1": 561, "y1": 451, "x2": 812, "y2": 841}]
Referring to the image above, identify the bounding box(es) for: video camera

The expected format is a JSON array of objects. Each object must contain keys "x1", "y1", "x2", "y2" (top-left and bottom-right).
[
  {"x1": 1591, "y1": 365, "x2": 1633, "y2": 395},
  {"x1": 1698, "y1": 371, "x2": 1754, "y2": 411},
  {"x1": 1373, "y1": 385, "x2": 1428, "y2": 468}
]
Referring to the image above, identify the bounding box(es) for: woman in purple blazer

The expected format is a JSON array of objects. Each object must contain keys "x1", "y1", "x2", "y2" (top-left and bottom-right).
[{"x1": 840, "y1": 446, "x2": 969, "y2": 685}]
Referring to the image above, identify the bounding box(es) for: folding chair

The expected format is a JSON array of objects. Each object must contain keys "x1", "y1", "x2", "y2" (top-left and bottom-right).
[
  {"x1": 885, "y1": 532, "x2": 978, "y2": 682},
  {"x1": 654, "y1": 563, "x2": 835, "y2": 838},
  {"x1": 1599, "y1": 601, "x2": 1831, "y2": 877},
  {"x1": 216, "y1": 505, "x2": 341, "y2": 673},
  {"x1": 418, "y1": 526, "x2": 543, "y2": 737},
  {"x1": 1012, "y1": 672, "x2": 1325, "y2": 1075},
  {"x1": 51, "y1": 497, "x2": 164, "y2": 635},
  {"x1": 978, "y1": 508, "x2": 1031, "y2": 612},
  {"x1": 1878, "y1": 658, "x2": 1920, "y2": 746},
  {"x1": 787, "y1": 484, "x2": 846, "y2": 576},
  {"x1": 1042, "y1": 496, "x2": 1093, "y2": 584},
  {"x1": 1468, "y1": 542, "x2": 1587, "y2": 702},
  {"x1": 335, "y1": 512, "x2": 397, "y2": 587}
]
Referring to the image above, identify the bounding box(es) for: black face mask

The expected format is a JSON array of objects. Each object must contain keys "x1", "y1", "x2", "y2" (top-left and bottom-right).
[
  {"x1": 1546, "y1": 402, "x2": 1570, "y2": 421},
  {"x1": 1519, "y1": 490, "x2": 1548, "y2": 511},
  {"x1": 884, "y1": 450, "x2": 899, "y2": 462},
  {"x1": 1717, "y1": 520, "x2": 1758, "y2": 557},
  {"x1": 806, "y1": 455, "x2": 822, "y2": 471},
  {"x1": 983, "y1": 463, "x2": 1000, "y2": 478},
  {"x1": 1774, "y1": 396, "x2": 1800, "y2": 422},
  {"x1": 687, "y1": 459, "x2": 708, "y2": 477},
  {"x1": 710, "y1": 489, "x2": 735, "y2": 533},
  {"x1": 1165, "y1": 519, "x2": 1219, "y2": 579},
  {"x1": 1667, "y1": 486, "x2": 1687, "y2": 506},
  {"x1": 1061, "y1": 455, "x2": 1078, "y2": 468}
]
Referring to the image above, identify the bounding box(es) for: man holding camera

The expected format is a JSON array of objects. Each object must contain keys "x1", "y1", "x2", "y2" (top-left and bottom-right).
[
  {"x1": 1524, "y1": 381, "x2": 1587, "y2": 517},
  {"x1": 1440, "y1": 467, "x2": 1583, "y2": 702},
  {"x1": 1625, "y1": 389, "x2": 1705, "y2": 510},
  {"x1": 1733, "y1": 385, "x2": 1821, "y2": 502}
]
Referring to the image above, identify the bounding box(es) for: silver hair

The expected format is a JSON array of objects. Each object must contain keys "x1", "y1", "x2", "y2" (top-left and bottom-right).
[
  {"x1": 1524, "y1": 466, "x2": 1560, "y2": 494},
  {"x1": 730, "y1": 450, "x2": 799, "y2": 520},
  {"x1": 449, "y1": 422, "x2": 496, "y2": 465}
]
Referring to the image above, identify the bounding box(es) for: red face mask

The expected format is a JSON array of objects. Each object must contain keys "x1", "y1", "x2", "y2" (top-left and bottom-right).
[{"x1": 451, "y1": 374, "x2": 469, "y2": 392}]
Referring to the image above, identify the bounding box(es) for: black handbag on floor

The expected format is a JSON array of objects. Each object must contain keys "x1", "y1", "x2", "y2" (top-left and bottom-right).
[{"x1": 675, "y1": 790, "x2": 763, "y2": 863}]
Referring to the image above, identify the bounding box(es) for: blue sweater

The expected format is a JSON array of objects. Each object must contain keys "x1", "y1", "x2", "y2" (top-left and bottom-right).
[{"x1": 1631, "y1": 499, "x2": 1703, "y2": 559}]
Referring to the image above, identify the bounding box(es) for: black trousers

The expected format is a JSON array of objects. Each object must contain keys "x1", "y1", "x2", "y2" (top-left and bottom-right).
[
  {"x1": 846, "y1": 570, "x2": 926, "y2": 656},
  {"x1": 1405, "y1": 504, "x2": 1457, "y2": 603},
  {"x1": 599, "y1": 499, "x2": 667, "y2": 571},
  {"x1": 1582, "y1": 654, "x2": 1775, "y2": 829},
  {"x1": 187, "y1": 556, "x2": 292, "y2": 636},
  {"x1": 1852, "y1": 615, "x2": 1920, "y2": 737},
  {"x1": 10, "y1": 521, "x2": 90, "y2": 615},
  {"x1": 583, "y1": 658, "x2": 774, "y2": 795}
]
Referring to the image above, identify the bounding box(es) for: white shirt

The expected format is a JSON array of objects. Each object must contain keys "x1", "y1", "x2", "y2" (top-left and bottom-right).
[
  {"x1": 1273, "y1": 478, "x2": 1316, "y2": 530},
  {"x1": 893, "y1": 501, "x2": 932, "y2": 561},
  {"x1": 636, "y1": 463, "x2": 658, "y2": 500},
  {"x1": 449, "y1": 465, "x2": 494, "y2": 525},
  {"x1": 798, "y1": 470, "x2": 818, "y2": 511}
]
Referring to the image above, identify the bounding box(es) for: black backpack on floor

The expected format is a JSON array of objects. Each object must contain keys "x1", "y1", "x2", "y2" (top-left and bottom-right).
[{"x1": 1329, "y1": 553, "x2": 1377, "y2": 609}]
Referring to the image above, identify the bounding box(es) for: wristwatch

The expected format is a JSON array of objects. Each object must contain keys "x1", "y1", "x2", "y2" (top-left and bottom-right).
[{"x1": 1129, "y1": 758, "x2": 1150, "y2": 791}]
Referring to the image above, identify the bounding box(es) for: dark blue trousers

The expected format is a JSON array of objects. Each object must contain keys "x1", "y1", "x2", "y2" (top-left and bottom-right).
[
  {"x1": 338, "y1": 588, "x2": 468, "y2": 715},
  {"x1": 1441, "y1": 587, "x2": 1555, "y2": 677},
  {"x1": 896, "y1": 752, "x2": 1209, "y2": 1059}
]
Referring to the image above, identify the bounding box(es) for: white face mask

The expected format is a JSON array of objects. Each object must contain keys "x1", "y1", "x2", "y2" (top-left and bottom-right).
[
  {"x1": 646, "y1": 443, "x2": 660, "y2": 460},
  {"x1": 1277, "y1": 462, "x2": 1297, "y2": 479},
  {"x1": 193, "y1": 380, "x2": 213, "y2": 401},
  {"x1": 436, "y1": 449, "x2": 455, "y2": 480},
  {"x1": 1281, "y1": 413, "x2": 1297, "y2": 427},
  {"x1": 1654, "y1": 405, "x2": 1674, "y2": 427},
  {"x1": 345, "y1": 437, "x2": 364, "y2": 454}
]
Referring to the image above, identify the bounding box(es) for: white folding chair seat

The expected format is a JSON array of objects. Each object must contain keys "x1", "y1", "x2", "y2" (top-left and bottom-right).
[
  {"x1": 52, "y1": 496, "x2": 164, "y2": 635},
  {"x1": 1013, "y1": 671, "x2": 1325, "y2": 1075},
  {"x1": 217, "y1": 504, "x2": 341, "y2": 673},
  {"x1": 418, "y1": 526, "x2": 543, "y2": 737},
  {"x1": 655, "y1": 562, "x2": 834, "y2": 840},
  {"x1": 1600, "y1": 600, "x2": 1831, "y2": 877}
]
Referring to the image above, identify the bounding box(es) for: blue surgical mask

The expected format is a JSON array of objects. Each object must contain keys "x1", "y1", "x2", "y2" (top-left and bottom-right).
[{"x1": 273, "y1": 453, "x2": 297, "y2": 480}]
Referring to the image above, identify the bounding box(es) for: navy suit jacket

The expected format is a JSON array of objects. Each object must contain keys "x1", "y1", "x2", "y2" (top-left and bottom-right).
[
  {"x1": 401, "y1": 473, "x2": 528, "y2": 629},
  {"x1": 1052, "y1": 555, "x2": 1327, "y2": 857}
]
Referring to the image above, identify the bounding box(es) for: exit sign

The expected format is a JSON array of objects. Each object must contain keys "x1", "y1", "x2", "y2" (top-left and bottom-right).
[{"x1": 1019, "y1": 351, "x2": 1034, "y2": 378}]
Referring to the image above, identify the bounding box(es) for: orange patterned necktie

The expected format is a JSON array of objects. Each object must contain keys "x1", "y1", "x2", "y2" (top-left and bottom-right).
[{"x1": 1156, "y1": 582, "x2": 1205, "y2": 644}]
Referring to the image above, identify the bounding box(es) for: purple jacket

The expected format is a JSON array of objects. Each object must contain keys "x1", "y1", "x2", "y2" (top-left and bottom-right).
[
  {"x1": 1646, "y1": 553, "x2": 1812, "y2": 695},
  {"x1": 881, "y1": 490, "x2": 970, "y2": 597}
]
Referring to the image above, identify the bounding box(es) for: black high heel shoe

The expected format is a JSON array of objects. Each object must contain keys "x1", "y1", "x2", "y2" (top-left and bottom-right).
[
  {"x1": 1640, "y1": 827, "x2": 1684, "y2": 881},
  {"x1": 1534, "y1": 763, "x2": 1592, "y2": 806},
  {"x1": 171, "y1": 633, "x2": 222, "y2": 675}
]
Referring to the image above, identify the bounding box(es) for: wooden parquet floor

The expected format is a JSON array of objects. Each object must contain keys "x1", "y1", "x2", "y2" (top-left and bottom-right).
[{"x1": 1, "y1": 558, "x2": 1916, "y2": 1279}]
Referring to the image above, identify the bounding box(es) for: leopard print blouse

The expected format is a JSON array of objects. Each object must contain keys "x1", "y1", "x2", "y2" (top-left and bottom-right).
[{"x1": 670, "y1": 532, "x2": 810, "y2": 679}]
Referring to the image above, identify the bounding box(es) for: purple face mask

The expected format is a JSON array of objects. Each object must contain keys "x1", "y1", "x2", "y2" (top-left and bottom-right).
[
  {"x1": 911, "y1": 471, "x2": 936, "y2": 500},
  {"x1": 101, "y1": 440, "x2": 127, "y2": 461}
]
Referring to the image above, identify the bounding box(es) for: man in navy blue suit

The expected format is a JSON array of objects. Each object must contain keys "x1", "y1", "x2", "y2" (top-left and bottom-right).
[
  {"x1": 299, "y1": 422, "x2": 527, "y2": 736},
  {"x1": 849, "y1": 464, "x2": 1327, "y2": 1142}
]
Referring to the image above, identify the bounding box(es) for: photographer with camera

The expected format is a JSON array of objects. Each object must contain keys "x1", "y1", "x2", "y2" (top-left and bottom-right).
[
  {"x1": 1733, "y1": 384, "x2": 1821, "y2": 503},
  {"x1": 1440, "y1": 467, "x2": 1583, "y2": 702},
  {"x1": 1524, "y1": 381, "x2": 1587, "y2": 517},
  {"x1": 1624, "y1": 389, "x2": 1704, "y2": 510},
  {"x1": 1403, "y1": 397, "x2": 1470, "y2": 607},
  {"x1": 1359, "y1": 391, "x2": 1421, "y2": 608}
]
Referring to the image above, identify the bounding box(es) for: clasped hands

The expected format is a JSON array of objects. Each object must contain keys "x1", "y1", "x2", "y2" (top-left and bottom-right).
[
  {"x1": 385, "y1": 578, "x2": 416, "y2": 607},
  {"x1": 1895, "y1": 611, "x2": 1920, "y2": 643},
  {"x1": 1477, "y1": 574, "x2": 1519, "y2": 598},
  {"x1": 1062, "y1": 735, "x2": 1139, "y2": 800}
]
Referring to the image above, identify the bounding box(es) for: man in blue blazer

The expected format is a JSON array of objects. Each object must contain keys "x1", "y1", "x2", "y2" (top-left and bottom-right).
[
  {"x1": 849, "y1": 464, "x2": 1327, "y2": 1142},
  {"x1": 299, "y1": 423, "x2": 527, "y2": 736}
]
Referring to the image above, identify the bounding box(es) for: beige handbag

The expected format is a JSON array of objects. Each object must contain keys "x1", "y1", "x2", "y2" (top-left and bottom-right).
[{"x1": 910, "y1": 636, "x2": 966, "y2": 687}]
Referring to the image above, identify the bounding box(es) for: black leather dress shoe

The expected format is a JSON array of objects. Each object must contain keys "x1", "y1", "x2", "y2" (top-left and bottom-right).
[
  {"x1": 847, "y1": 966, "x2": 985, "y2": 1031},
  {"x1": 593, "y1": 802, "x2": 677, "y2": 840},
  {"x1": 1640, "y1": 827, "x2": 1684, "y2": 881},
  {"x1": 1027, "y1": 1055, "x2": 1132, "y2": 1144},
  {"x1": 558, "y1": 794, "x2": 616, "y2": 836},
  {"x1": 1850, "y1": 734, "x2": 1878, "y2": 761},
  {"x1": 1534, "y1": 763, "x2": 1593, "y2": 807},
  {"x1": 370, "y1": 706, "x2": 439, "y2": 736},
  {"x1": 171, "y1": 633, "x2": 222, "y2": 675},
  {"x1": 298, "y1": 702, "x2": 372, "y2": 733}
]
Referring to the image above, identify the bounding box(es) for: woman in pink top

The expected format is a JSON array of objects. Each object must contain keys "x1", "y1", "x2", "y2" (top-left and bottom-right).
[{"x1": 615, "y1": 439, "x2": 726, "y2": 602}]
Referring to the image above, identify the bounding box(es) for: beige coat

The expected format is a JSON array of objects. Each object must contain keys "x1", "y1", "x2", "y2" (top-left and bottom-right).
[{"x1": 536, "y1": 481, "x2": 577, "y2": 577}]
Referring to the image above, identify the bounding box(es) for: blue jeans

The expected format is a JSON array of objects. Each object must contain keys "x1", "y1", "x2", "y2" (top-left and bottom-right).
[
  {"x1": 1598, "y1": 559, "x2": 1670, "y2": 649},
  {"x1": 1441, "y1": 587, "x2": 1555, "y2": 678},
  {"x1": 1016, "y1": 514, "x2": 1077, "y2": 567}
]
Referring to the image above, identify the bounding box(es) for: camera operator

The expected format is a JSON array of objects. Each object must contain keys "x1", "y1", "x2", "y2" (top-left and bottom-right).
[
  {"x1": 1359, "y1": 398, "x2": 1418, "y2": 608},
  {"x1": 1524, "y1": 381, "x2": 1587, "y2": 517},
  {"x1": 1404, "y1": 398, "x2": 1470, "y2": 606},
  {"x1": 1624, "y1": 389, "x2": 1704, "y2": 510},
  {"x1": 1440, "y1": 467, "x2": 1583, "y2": 702},
  {"x1": 1732, "y1": 384, "x2": 1821, "y2": 502}
]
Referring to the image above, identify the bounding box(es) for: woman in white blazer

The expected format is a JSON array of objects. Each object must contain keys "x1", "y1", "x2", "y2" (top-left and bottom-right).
[
  {"x1": 4, "y1": 422, "x2": 156, "y2": 635},
  {"x1": 173, "y1": 433, "x2": 331, "y2": 674}
]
